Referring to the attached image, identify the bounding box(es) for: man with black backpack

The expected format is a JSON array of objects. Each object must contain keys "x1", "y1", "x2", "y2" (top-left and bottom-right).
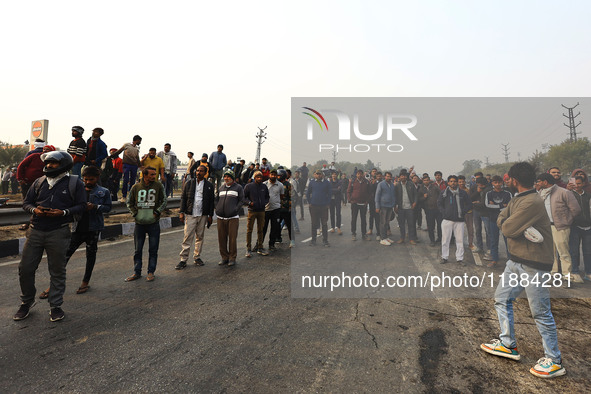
[{"x1": 13, "y1": 151, "x2": 86, "y2": 323}]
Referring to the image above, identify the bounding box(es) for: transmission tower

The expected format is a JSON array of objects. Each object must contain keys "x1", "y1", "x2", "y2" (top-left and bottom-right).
[
  {"x1": 501, "y1": 143, "x2": 510, "y2": 163},
  {"x1": 562, "y1": 102, "x2": 582, "y2": 142},
  {"x1": 255, "y1": 126, "x2": 267, "y2": 164},
  {"x1": 332, "y1": 150, "x2": 338, "y2": 163}
]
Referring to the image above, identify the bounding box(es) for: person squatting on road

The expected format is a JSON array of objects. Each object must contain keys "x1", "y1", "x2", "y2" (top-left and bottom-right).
[{"x1": 14, "y1": 151, "x2": 86, "y2": 322}]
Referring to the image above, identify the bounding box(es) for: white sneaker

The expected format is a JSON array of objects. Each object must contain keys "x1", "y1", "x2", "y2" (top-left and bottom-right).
[
  {"x1": 483, "y1": 252, "x2": 493, "y2": 261},
  {"x1": 376, "y1": 236, "x2": 381, "y2": 241},
  {"x1": 386, "y1": 238, "x2": 395, "y2": 244},
  {"x1": 529, "y1": 357, "x2": 566, "y2": 378},
  {"x1": 380, "y1": 239, "x2": 392, "y2": 246},
  {"x1": 569, "y1": 274, "x2": 584, "y2": 283},
  {"x1": 328, "y1": 228, "x2": 335, "y2": 233},
  {"x1": 289, "y1": 240, "x2": 295, "y2": 248}
]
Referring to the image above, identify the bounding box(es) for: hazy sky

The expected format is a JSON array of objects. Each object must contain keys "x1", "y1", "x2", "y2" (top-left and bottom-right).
[{"x1": 1, "y1": 1, "x2": 590, "y2": 173}]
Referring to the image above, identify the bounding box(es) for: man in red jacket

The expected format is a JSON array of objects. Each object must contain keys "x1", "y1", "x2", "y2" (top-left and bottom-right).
[{"x1": 17, "y1": 145, "x2": 56, "y2": 199}]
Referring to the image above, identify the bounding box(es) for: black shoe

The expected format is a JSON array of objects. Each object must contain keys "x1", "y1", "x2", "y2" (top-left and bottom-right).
[
  {"x1": 429, "y1": 242, "x2": 436, "y2": 247},
  {"x1": 49, "y1": 307, "x2": 65, "y2": 322},
  {"x1": 323, "y1": 242, "x2": 330, "y2": 247},
  {"x1": 13, "y1": 302, "x2": 34, "y2": 321},
  {"x1": 457, "y1": 260, "x2": 465, "y2": 266},
  {"x1": 194, "y1": 257, "x2": 205, "y2": 266},
  {"x1": 227, "y1": 260, "x2": 236, "y2": 266},
  {"x1": 440, "y1": 258, "x2": 448, "y2": 264},
  {"x1": 175, "y1": 261, "x2": 187, "y2": 270},
  {"x1": 269, "y1": 245, "x2": 277, "y2": 251},
  {"x1": 218, "y1": 260, "x2": 229, "y2": 265},
  {"x1": 309, "y1": 240, "x2": 317, "y2": 246}
]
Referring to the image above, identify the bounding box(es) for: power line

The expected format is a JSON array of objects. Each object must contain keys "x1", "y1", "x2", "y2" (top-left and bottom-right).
[
  {"x1": 501, "y1": 143, "x2": 510, "y2": 163},
  {"x1": 562, "y1": 102, "x2": 582, "y2": 142},
  {"x1": 255, "y1": 126, "x2": 267, "y2": 164}
]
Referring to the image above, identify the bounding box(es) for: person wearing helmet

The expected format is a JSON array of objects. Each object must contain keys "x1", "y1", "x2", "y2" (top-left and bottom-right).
[
  {"x1": 215, "y1": 169, "x2": 244, "y2": 266},
  {"x1": 68, "y1": 126, "x2": 87, "y2": 177},
  {"x1": 13, "y1": 151, "x2": 86, "y2": 323}
]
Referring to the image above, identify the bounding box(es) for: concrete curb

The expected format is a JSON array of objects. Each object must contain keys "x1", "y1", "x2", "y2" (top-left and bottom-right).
[{"x1": 0, "y1": 216, "x2": 184, "y2": 258}]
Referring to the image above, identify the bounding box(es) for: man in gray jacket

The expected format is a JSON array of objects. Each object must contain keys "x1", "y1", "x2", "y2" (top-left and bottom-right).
[
  {"x1": 481, "y1": 162, "x2": 565, "y2": 378},
  {"x1": 157, "y1": 143, "x2": 178, "y2": 198},
  {"x1": 536, "y1": 173, "x2": 580, "y2": 278}
]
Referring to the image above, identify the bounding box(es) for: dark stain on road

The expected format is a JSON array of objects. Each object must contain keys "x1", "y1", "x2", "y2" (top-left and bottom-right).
[{"x1": 419, "y1": 328, "x2": 448, "y2": 393}]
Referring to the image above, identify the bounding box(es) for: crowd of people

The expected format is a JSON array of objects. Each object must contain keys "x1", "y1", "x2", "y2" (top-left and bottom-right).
[{"x1": 9, "y1": 128, "x2": 590, "y2": 379}]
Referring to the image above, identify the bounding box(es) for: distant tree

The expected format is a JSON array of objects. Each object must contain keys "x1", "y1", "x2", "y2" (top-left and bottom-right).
[
  {"x1": 545, "y1": 138, "x2": 591, "y2": 174},
  {"x1": 0, "y1": 142, "x2": 28, "y2": 169},
  {"x1": 528, "y1": 149, "x2": 547, "y2": 173},
  {"x1": 458, "y1": 159, "x2": 483, "y2": 177}
]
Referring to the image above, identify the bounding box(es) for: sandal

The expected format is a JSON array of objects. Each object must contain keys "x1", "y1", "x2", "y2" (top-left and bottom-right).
[
  {"x1": 76, "y1": 285, "x2": 90, "y2": 294},
  {"x1": 39, "y1": 288, "x2": 50, "y2": 299},
  {"x1": 19, "y1": 224, "x2": 29, "y2": 231}
]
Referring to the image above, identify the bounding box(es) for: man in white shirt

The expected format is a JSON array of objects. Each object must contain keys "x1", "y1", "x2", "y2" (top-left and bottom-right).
[{"x1": 177, "y1": 165, "x2": 215, "y2": 269}]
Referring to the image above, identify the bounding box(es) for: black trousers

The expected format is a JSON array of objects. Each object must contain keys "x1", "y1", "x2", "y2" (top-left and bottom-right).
[
  {"x1": 351, "y1": 203, "x2": 367, "y2": 236},
  {"x1": 66, "y1": 230, "x2": 101, "y2": 283},
  {"x1": 263, "y1": 209, "x2": 281, "y2": 247}
]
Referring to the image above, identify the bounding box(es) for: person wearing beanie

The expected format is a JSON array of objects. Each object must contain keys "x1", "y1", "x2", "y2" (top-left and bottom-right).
[{"x1": 215, "y1": 169, "x2": 244, "y2": 266}]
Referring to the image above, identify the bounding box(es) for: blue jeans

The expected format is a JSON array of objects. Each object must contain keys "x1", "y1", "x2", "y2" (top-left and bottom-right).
[
  {"x1": 488, "y1": 215, "x2": 500, "y2": 261},
  {"x1": 569, "y1": 225, "x2": 591, "y2": 275},
  {"x1": 473, "y1": 210, "x2": 490, "y2": 250},
  {"x1": 133, "y1": 222, "x2": 160, "y2": 275},
  {"x1": 494, "y1": 260, "x2": 561, "y2": 364},
  {"x1": 72, "y1": 162, "x2": 83, "y2": 177},
  {"x1": 291, "y1": 198, "x2": 300, "y2": 232},
  {"x1": 122, "y1": 164, "x2": 138, "y2": 198}
]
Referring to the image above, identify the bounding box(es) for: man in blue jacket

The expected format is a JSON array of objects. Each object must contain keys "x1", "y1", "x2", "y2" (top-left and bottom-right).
[
  {"x1": 209, "y1": 144, "x2": 227, "y2": 193},
  {"x1": 437, "y1": 175, "x2": 472, "y2": 264},
  {"x1": 375, "y1": 171, "x2": 396, "y2": 246},
  {"x1": 306, "y1": 169, "x2": 331, "y2": 246},
  {"x1": 85, "y1": 128, "x2": 108, "y2": 168},
  {"x1": 14, "y1": 151, "x2": 86, "y2": 322},
  {"x1": 39, "y1": 166, "x2": 112, "y2": 298}
]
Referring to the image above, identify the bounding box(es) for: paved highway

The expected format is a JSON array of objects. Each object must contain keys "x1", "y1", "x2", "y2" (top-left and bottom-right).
[{"x1": 1, "y1": 209, "x2": 590, "y2": 393}]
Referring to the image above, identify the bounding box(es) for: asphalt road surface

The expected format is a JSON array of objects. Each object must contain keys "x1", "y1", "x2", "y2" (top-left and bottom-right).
[{"x1": 1, "y1": 208, "x2": 590, "y2": 393}]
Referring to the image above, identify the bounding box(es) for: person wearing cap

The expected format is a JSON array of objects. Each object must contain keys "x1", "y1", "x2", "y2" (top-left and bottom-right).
[
  {"x1": 244, "y1": 170, "x2": 270, "y2": 256},
  {"x1": 189, "y1": 153, "x2": 210, "y2": 180},
  {"x1": 110, "y1": 135, "x2": 142, "y2": 202},
  {"x1": 306, "y1": 169, "x2": 331, "y2": 246},
  {"x1": 215, "y1": 169, "x2": 244, "y2": 266},
  {"x1": 68, "y1": 126, "x2": 87, "y2": 177},
  {"x1": 108, "y1": 148, "x2": 123, "y2": 201},
  {"x1": 13, "y1": 151, "x2": 86, "y2": 323},
  {"x1": 209, "y1": 144, "x2": 227, "y2": 192}
]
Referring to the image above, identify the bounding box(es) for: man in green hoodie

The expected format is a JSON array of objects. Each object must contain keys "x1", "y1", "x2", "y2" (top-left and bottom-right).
[{"x1": 125, "y1": 166, "x2": 167, "y2": 282}]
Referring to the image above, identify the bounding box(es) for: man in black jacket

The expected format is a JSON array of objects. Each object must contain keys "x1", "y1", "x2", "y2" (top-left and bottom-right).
[
  {"x1": 437, "y1": 175, "x2": 472, "y2": 264},
  {"x1": 244, "y1": 171, "x2": 270, "y2": 257},
  {"x1": 394, "y1": 171, "x2": 418, "y2": 244},
  {"x1": 215, "y1": 170, "x2": 244, "y2": 266},
  {"x1": 177, "y1": 165, "x2": 215, "y2": 269},
  {"x1": 14, "y1": 151, "x2": 86, "y2": 323}
]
